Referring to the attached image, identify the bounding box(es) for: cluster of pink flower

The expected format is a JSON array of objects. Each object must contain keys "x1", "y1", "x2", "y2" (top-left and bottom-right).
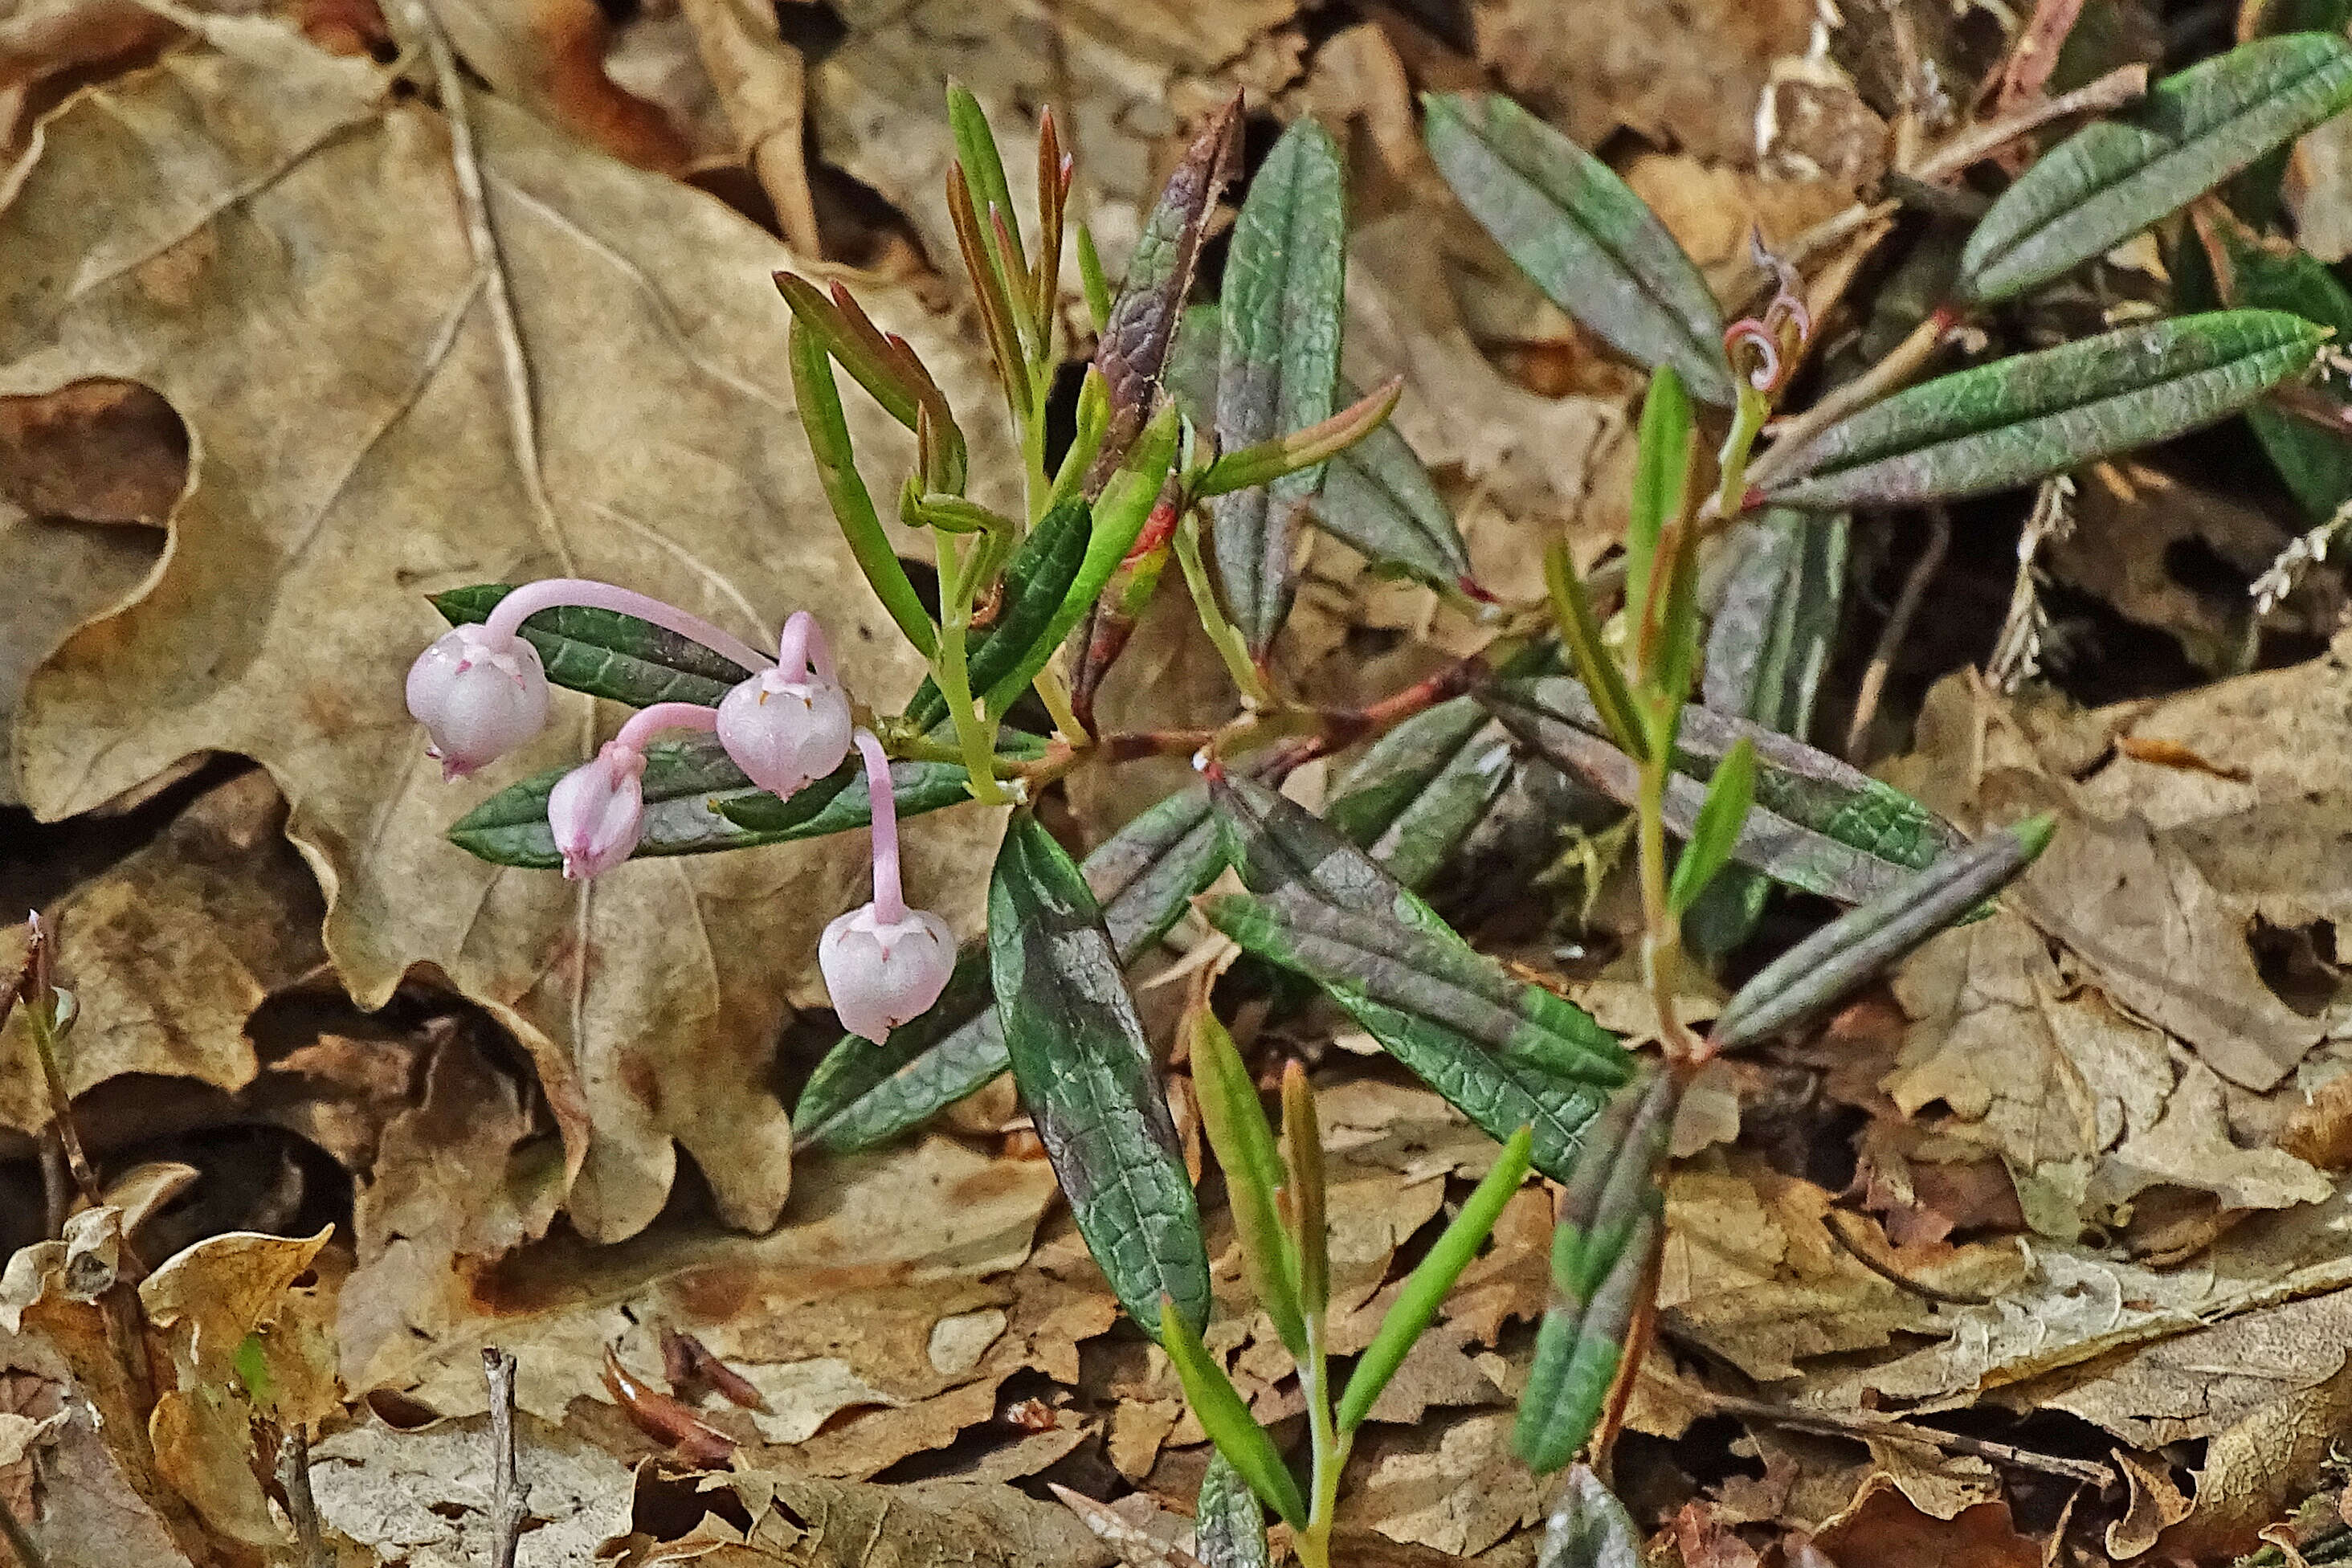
[{"x1": 403, "y1": 579, "x2": 955, "y2": 1042}]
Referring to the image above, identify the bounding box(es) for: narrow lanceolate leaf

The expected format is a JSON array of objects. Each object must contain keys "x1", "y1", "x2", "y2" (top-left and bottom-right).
[
  {"x1": 1713, "y1": 814, "x2": 2056, "y2": 1050},
  {"x1": 1207, "y1": 773, "x2": 1631, "y2": 1181},
  {"x1": 1423, "y1": 92, "x2": 1735, "y2": 406},
  {"x1": 1537, "y1": 1466, "x2": 1643, "y2": 1568},
  {"x1": 900, "y1": 499, "x2": 1093, "y2": 729},
  {"x1": 1959, "y1": 34, "x2": 2352, "y2": 303},
  {"x1": 1191, "y1": 1007, "x2": 1308, "y2": 1357},
  {"x1": 1486, "y1": 679, "x2": 1961, "y2": 904},
  {"x1": 1194, "y1": 377, "x2": 1402, "y2": 499},
  {"x1": 1159, "y1": 1298, "x2": 1308, "y2": 1528},
  {"x1": 448, "y1": 741, "x2": 970, "y2": 868},
  {"x1": 1625, "y1": 365, "x2": 1694, "y2": 643},
  {"x1": 1668, "y1": 737, "x2": 1754, "y2": 917},
  {"x1": 1317, "y1": 375, "x2": 1474, "y2": 590},
  {"x1": 1194, "y1": 1452, "x2": 1272, "y2": 1568},
  {"x1": 1093, "y1": 96, "x2": 1242, "y2": 487},
  {"x1": 990, "y1": 815, "x2": 1212, "y2": 1339},
  {"x1": 1337, "y1": 1125, "x2": 1533, "y2": 1433},
  {"x1": 1757, "y1": 310, "x2": 2327, "y2": 512},
  {"x1": 1516, "y1": 1071, "x2": 1676, "y2": 1475},
  {"x1": 434, "y1": 584, "x2": 749, "y2": 709},
  {"x1": 1213, "y1": 116, "x2": 1347, "y2": 656},
  {"x1": 2193, "y1": 216, "x2": 2352, "y2": 519},
  {"x1": 795, "y1": 783, "x2": 1224, "y2": 1153},
  {"x1": 1690, "y1": 510, "x2": 1847, "y2": 955}
]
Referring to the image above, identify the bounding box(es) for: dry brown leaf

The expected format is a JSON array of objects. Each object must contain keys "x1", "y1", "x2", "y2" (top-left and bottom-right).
[
  {"x1": 676, "y1": 0, "x2": 819, "y2": 252},
  {"x1": 422, "y1": 0, "x2": 694, "y2": 170},
  {"x1": 2108, "y1": 1449, "x2": 2193, "y2": 1559},
  {"x1": 1337, "y1": 1410, "x2": 1546, "y2": 1558},
  {"x1": 1, "y1": 14, "x2": 1011, "y2": 1241},
  {"x1": 0, "y1": 770, "x2": 323, "y2": 1130},
  {"x1": 0, "y1": 502, "x2": 159, "y2": 804},
  {"x1": 608, "y1": 1468, "x2": 1121, "y2": 1566},
  {"x1": 312, "y1": 1407, "x2": 634, "y2": 1565},
  {"x1": 1810, "y1": 1485, "x2": 2040, "y2": 1568}
]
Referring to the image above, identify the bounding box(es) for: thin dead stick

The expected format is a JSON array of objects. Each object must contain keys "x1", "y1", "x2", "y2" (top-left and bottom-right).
[
  {"x1": 1704, "y1": 1391, "x2": 2113, "y2": 1485},
  {"x1": 277, "y1": 1431, "x2": 328, "y2": 1568},
  {"x1": 1741, "y1": 309, "x2": 1958, "y2": 496},
  {"x1": 484, "y1": 1349, "x2": 529, "y2": 1568},
  {"x1": 0, "y1": 1493, "x2": 45, "y2": 1568},
  {"x1": 13, "y1": 916, "x2": 102, "y2": 1220},
  {"x1": 1844, "y1": 506, "x2": 1950, "y2": 761}
]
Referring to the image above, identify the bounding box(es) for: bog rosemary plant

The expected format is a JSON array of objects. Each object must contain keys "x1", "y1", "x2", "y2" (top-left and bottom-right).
[{"x1": 395, "y1": 37, "x2": 2352, "y2": 1558}]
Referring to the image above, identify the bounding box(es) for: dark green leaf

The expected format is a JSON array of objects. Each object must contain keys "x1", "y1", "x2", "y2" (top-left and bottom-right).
[
  {"x1": 1515, "y1": 1072, "x2": 1675, "y2": 1476},
  {"x1": 447, "y1": 741, "x2": 971, "y2": 868},
  {"x1": 1713, "y1": 814, "x2": 2056, "y2": 1050},
  {"x1": 1331, "y1": 701, "x2": 1520, "y2": 892},
  {"x1": 1423, "y1": 92, "x2": 1735, "y2": 406},
  {"x1": 1959, "y1": 34, "x2": 2352, "y2": 303},
  {"x1": 794, "y1": 783, "x2": 1224, "y2": 1153},
  {"x1": 1485, "y1": 679, "x2": 1961, "y2": 904},
  {"x1": 1207, "y1": 773, "x2": 1631, "y2": 1181},
  {"x1": 1689, "y1": 510, "x2": 1848, "y2": 956},
  {"x1": 1159, "y1": 1298, "x2": 1307, "y2": 1527},
  {"x1": 990, "y1": 815, "x2": 1212, "y2": 1339},
  {"x1": 1094, "y1": 97, "x2": 1241, "y2": 486},
  {"x1": 1536, "y1": 1466, "x2": 1643, "y2": 1568},
  {"x1": 2193, "y1": 222, "x2": 2352, "y2": 520},
  {"x1": 1212, "y1": 117, "x2": 1347, "y2": 655},
  {"x1": 1325, "y1": 694, "x2": 1494, "y2": 849},
  {"x1": 433, "y1": 584, "x2": 749, "y2": 709},
  {"x1": 1758, "y1": 311, "x2": 2327, "y2": 512},
  {"x1": 1316, "y1": 376, "x2": 1474, "y2": 589},
  {"x1": 1337, "y1": 1125, "x2": 1533, "y2": 1433},
  {"x1": 900, "y1": 500, "x2": 1093, "y2": 730},
  {"x1": 1195, "y1": 1452, "x2": 1272, "y2": 1568}
]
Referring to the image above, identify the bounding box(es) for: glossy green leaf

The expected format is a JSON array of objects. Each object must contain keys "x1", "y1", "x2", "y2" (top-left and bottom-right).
[
  {"x1": 1195, "y1": 1452, "x2": 1272, "y2": 1568},
  {"x1": 1536, "y1": 1466, "x2": 1643, "y2": 1568},
  {"x1": 447, "y1": 741, "x2": 971, "y2": 868},
  {"x1": 1959, "y1": 34, "x2": 2352, "y2": 303},
  {"x1": 1758, "y1": 311, "x2": 2326, "y2": 512},
  {"x1": 794, "y1": 783, "x2": 1224, "y2": 1153},
  {"x1": 1191, "y1": 1007, "x2": 1307, "y2": 1356},
  {"x1": 1514, "y1": 1072, "x2": 1675, "y2": 1475},
  {"x1": 1668, "y1": 737, "x2": 1754, "y2": 917},
  {"x1": 1485, "y1": 679, "x2": 1961, "y2": 905},
  {"x1": 1337, "y1": 1126, "x2": 1533, "y2": 1432},
  {"x1": 1095, "y1": 98, "x2": 1241, "y2": 485},
  {"x1": 1713, "y1": 814, "x2": 2056, "y2": 1050},
  {"x1": 1212, "y1": 117, "x2": 1347, "y2": 655},
  {"x1": 2192, "y1": 223, "x2": 2352, "y2": 520},
  {"x1": 1206, "y1": 773, "x2": 1631, "y2": 1181},
  {"x1": 433, "y1": 584, "x2": 749, "y2": 710},
  {"x1": 1423, "y1": 92, "x2": 1735, "y2": 406},
  {"x1": 900, "y1": 499, "x2": 1093, "y2": 729},
  {"x1": 1689, "y1": 510, "x2": 1848, "y2": 956},
  {"x1": 1160, "y1": 1297, "x2": 1308, "y2": 1528},
  {"x1": 788, "y1": 318, "x2": 938, "y2": 658},
  {"x1": 990, "y1": 815, "x2": 1212, "y2": 1339}
]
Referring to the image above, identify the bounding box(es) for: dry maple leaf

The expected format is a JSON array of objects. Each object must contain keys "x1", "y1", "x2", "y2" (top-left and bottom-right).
[{"x1": 0, "y1": 14, "x2": 1011, "y2": 1241}]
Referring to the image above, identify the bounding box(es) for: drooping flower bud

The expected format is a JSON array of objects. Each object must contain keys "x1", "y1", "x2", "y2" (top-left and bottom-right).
[
  {"x1": 819, "y1": 727, "x2": 954, "y2": 1041},
  {"x1": 819, "y1": 902, "x2": 957, "y2": 1043},
  {"x1": 547, "y1": 742, "x2": 649, "y2": 880},
  {"x1": 405, "y1": 625, "x2": 550, "y2": 779},
  {"x1": 716, "y1": 611, "x2": 851, "y2": 798}
]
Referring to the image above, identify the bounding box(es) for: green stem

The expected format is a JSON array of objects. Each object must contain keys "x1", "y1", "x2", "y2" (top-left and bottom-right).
[
  {"x1": 932, "y1": 529, "x2": 1011, "y2": 806},
  {"x1": 1172, "y1": 510, "x2": 1273, "y2": 707},
  {"x1": 1635, "y1": 733, "x2": 1700, "y2": 1064},
  {"x1": 1711, "y1": 382, "x2": 1770, "y2": 521},
  {"x1": 1296, "y1": 1314, "x2": 1345, "y2": 1568}
]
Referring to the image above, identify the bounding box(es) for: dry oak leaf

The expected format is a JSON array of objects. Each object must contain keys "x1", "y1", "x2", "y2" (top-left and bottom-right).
[
  {"x1": 0, "y1": 770, "x2": 323, "y2": 1129},
  {"x1": 0, "y1": 15, "x2": 1011, "y2": 1242},
  {"x1": 606, "y1": 1468, "x2": 1121, "y2": 1566}
]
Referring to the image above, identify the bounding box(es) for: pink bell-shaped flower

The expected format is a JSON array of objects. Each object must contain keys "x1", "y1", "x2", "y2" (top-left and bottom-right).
[
  {"x1": 819, "y1": 729, "x2": 956, "y2": 1041},
  {"x1": 547, "y1": 742, "x2": 649, "y2": 880},
  {"x1": 717, "y1": 611, "x2": 851, "y2": 798},
  {"x1": 405, "y1": 625, "x2": 549, "y2": 780}
]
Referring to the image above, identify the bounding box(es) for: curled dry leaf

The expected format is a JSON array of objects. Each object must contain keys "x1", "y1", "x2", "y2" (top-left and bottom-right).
[{"x1": 0, "y1": 14, "x2": 1011, "y2": 1241}]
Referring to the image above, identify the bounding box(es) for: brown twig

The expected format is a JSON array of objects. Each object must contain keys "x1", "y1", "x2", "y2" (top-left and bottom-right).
[
  {"x1": 14, "y1": 916, "x2": 102, "y2": 1219},
  {"x1": 1704, "y1": 1391, "x2": 2113, "y2": 1485},
  {"x1": 277, "y1": 1430, "x2": 328, "y2": 1568},
  {"x1": 1844, "y1": 506, "x2": 1951, "y2": 761},
  {"x1": 484, "y1": 1349, "x2": 529, "y2": 1568},
  {"x1": 0, "y1": 1494, "x2": 45, "y2": 1568}
]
